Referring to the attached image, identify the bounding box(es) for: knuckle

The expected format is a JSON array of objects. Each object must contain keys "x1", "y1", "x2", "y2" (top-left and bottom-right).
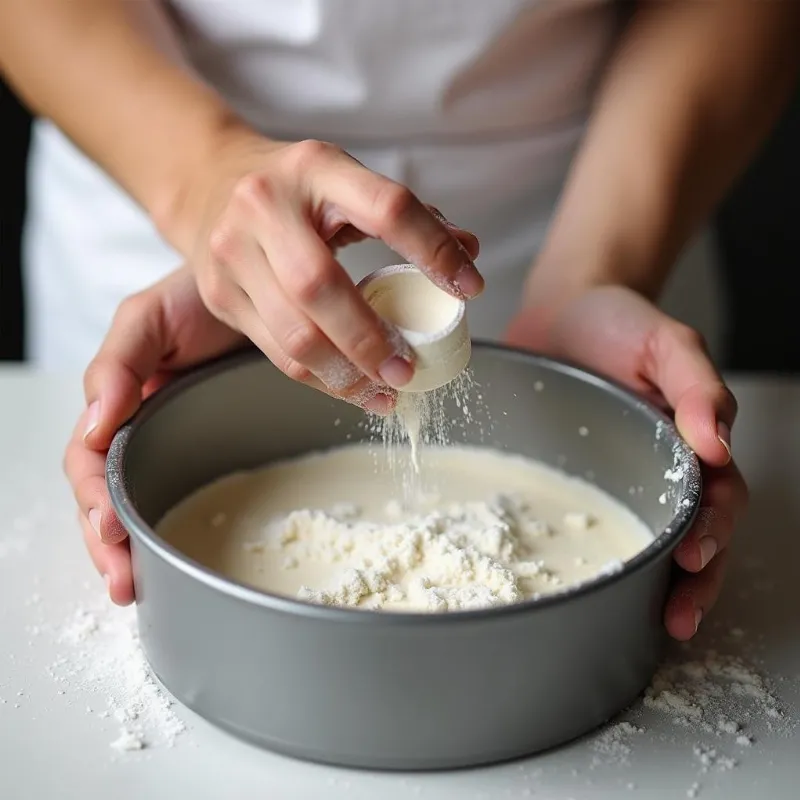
[
  {"x1": 207, "y1": 222, "x2": 240, "y2": 266},
  {"x1": 426, "y1": 232, "x2": 455, "y2": 269},
  {"x1": 288, "y1": 139, "x2": 339, "y2": 171},
  {"x1": 82, "y1": 357, "x2": 103, "y2": 399},
  {"x1": 281, "y1": 321, "x2": 322, "y2": 364},
  {"x1": 282, "y1": 358, "x2": 313, "y2": 384},
  {"x1": 374, "y1": 183, "x2": 416, "y2": 227},
  {"x1": 113, "y1": 292, "x2": 152, "y2": 329},
  {"x1": 231, "y1": 172, "x2": 277, "y2": 213},
  {"x1": 199, "y1": 270, "x2": 232, "y2": 314},
  {"x1": 723, "y1": 385, "x2": 739, "y2": 420},
  {"x1": 337, "y1": 376, "x2": 372, "y2": 400},
  {"x1": 285, "y1": 263, "x2": 336, "y2": 307},
  {"x1": 62, "y1": 441, "x2": 76, "y2": 480},
  {"x1": 670, "y1": 322, "x2": 706, "y2": 352},
  {"x1": 347, "y1": 327, "x2": 391, "y2": 366}
]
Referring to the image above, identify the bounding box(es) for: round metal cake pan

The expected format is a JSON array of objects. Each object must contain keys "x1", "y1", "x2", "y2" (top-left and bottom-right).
[{"x1": 107, "y1": 343, "x2": 701, "y2": 770}]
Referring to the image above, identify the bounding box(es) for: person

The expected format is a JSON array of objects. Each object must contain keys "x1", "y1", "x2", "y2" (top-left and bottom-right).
[{"x1": 3, "y1": 1, "x2": 796, "y2": 640}]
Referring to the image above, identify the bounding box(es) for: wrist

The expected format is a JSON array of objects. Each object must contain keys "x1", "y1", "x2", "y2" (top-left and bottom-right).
[
  {"x1": 150, "y1": 109, "x2": 276, "y2": 256},
  {"x1": 522, "y1": 221, "x2": 672, "y2": 318}
]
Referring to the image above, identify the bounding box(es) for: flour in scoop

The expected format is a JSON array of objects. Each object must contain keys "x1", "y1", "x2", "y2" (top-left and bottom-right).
[{"x1": 157, "y1": 443, "x2": 652, "y2": 612}]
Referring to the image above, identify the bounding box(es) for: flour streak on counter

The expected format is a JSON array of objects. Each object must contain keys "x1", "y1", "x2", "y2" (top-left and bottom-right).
[{"x1": 156, "y1": 443, "x2": 651, "y2": 612}]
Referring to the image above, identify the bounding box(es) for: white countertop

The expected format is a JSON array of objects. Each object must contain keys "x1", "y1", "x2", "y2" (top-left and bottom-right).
[{"x1": 1, "y1": 369, "x2": 798, "y2": 800}]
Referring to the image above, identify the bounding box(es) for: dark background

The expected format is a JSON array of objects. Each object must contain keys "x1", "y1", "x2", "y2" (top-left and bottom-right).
[{"x1": 2, "y1": 78, "x2": 799, "y2": 370}]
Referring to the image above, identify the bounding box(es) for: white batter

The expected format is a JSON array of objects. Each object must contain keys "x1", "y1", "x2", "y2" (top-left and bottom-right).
[{"x1": 157, "y1": 444, "x2": 652, "y2": 612}]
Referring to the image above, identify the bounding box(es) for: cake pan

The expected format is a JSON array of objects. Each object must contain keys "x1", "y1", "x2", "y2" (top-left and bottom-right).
[{"x1": 106, "y1": 343, "x2": 701, "y2": 770}]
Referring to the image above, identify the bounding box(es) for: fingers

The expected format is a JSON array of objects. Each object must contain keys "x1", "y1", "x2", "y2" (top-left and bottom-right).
[
  {"x1": 308, "y1": 145, "x2": 484, "y2": 298},
  {"x1": 80, "y1": 514, "x2": 134, "y2": 606},
  {"x1": 231, "y1": 293, "x2": 397, "y2": 414},
  {"x1": 250, "y1": 211, "x2": 417, "y2": 389},
  {"x1": 666, "y1": 461, "x2": 747, "y2": 642},
  {"x1": 647, "y1": 321, "x2": 738, "y2": 467},
  {"x1": 66, "y1": 407, "x2": 134, "y2": 605},
  {"x1": 82, "y1": 291, "x2": 167, "y2": 450},
  {"x1": 425, "y1": 205, "x2": 481, "y2": 261},
  {"x1": 672, "y1": 461, "x2": 748, "y2": 574},
  {"x1": 204, "y1": 140, "x2": 482, "y2": 389},
  {"x1": 64, "y1": 407, "x2": 129, "y2": 542},
  {"x1": 213, "y1": 168, "x2": 417, "y2": 390},
  {"x1": 665, "y1": 549, "x2": 730, "y2": 641}
]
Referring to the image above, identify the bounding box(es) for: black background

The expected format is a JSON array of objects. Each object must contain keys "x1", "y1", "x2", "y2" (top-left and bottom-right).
[{"x1": 2, "y1": 78, "x2": 799, "y2": 370}]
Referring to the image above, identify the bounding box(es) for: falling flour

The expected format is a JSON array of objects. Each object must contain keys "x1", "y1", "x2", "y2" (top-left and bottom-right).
[
  {"x1": 367, "y1": 368, "x2": 484, "y2": 491},
  {"x1": 49, "y1": 603, "x2": 186, "y2": 752}
]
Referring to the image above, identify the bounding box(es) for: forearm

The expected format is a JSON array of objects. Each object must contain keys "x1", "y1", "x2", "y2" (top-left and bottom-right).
[
  {"x1": 0, "y1": 0, "x2": 248, "y2": 252},
  {"x1": 525, "y1": 0, "x2": 800, "y2": 310}
]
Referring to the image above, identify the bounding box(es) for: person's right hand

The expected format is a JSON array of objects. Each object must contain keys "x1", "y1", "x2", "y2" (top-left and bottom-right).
[{"x1": 176, "y1": 135, "x2": 483, "y2": 407}]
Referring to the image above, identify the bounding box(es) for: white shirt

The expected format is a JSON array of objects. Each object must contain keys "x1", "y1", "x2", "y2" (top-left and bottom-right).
[{"x1": 24, "y1": 0, "x2": 628, "y2": 368}]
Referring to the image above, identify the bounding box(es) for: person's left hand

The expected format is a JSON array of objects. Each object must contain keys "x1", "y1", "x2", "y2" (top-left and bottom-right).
[{"x1": 506, "y1": 285, "x2": 748, "y2": 641}]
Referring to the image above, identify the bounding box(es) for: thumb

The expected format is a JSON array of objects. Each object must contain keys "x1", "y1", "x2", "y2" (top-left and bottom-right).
[
  {"x1": 648, "y1": 321, "x2": 737, "y2": 467},
  {"x1": 82, "y1": 292, "x2": 168, "y2": 450}
]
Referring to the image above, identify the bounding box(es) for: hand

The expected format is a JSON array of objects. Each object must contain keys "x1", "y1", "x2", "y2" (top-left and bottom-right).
[
  {"x1": 177, "y1": 134, "x2": 482, "y2": 407},
  {"x1": 63, "y1": 267, "x2": 248, "y2": 605},
  {"x1": 506, "y1": 285, "x2": 748, "y2": 641}
]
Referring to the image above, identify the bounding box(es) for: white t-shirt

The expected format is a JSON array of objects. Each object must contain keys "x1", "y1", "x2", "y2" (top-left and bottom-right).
[{"x1": 23, "y1": 0, "x2": 642, "y2": 367}]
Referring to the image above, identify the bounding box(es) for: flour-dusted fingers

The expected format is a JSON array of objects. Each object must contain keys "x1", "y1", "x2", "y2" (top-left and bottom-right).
[
  {"x1": 232, "y1": 298, "x2": 397, "y2": 414},
  {"x1": 254, "y1": 218, "x2": 416, "y2": 389},
  {"x1": 425, "y1": 205, "x2": 480, "y2": 261},
  {"x1": 231, "y1": 238, "x2": 374, "y2": 392}
]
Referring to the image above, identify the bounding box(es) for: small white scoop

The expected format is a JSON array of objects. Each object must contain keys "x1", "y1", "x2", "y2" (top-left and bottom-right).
[{"x1": 358, "y1": 264, "x2": 471, "y2": 393}]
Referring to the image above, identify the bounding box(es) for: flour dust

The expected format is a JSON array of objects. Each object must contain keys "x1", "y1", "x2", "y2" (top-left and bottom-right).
[{"x1": 363, "y1": 368, "x2": 489, "y2": 500}]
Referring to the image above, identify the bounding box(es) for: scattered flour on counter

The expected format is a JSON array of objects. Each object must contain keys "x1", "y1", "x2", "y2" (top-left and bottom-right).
[
  {"x1": 588, "y1": 638, "x2": 794, "y2": 796},
  {"x1": 692, "y1": 744, "x2": 737, "y2": 773},
  {"x1": 49, "y1": 602, "x2": 186, "y2": 752},
  {"x1": 642, "y1": 650, "x2": 785, "y2": 734},
  {"x1": 591, "y1": 722, "x2": 644, "y2": 766}
]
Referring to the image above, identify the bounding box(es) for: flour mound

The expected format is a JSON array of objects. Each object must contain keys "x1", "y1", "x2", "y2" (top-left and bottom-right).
[{"x1": 290, "y1": 497, "x2": 527, "y2": 611}]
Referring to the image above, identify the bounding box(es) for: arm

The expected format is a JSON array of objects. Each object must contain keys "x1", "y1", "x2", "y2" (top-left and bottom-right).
[
  {"x1": 0, "y1": 0, "x2": 243, "y2": 252},
  {"x1": 521, "y1": 0, "x2": 800, "y2": 321},
  {"x1": 1, "y1": 0, "x2": 483, "y2": 394}
]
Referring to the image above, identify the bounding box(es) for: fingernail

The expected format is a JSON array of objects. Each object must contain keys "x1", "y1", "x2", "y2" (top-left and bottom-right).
[
  {"x1": 363, "y1": 393, "x2": 395, "y2": 415},
  {"x1": 84, "y1": 401, "x2": 100, "y2": 441},
  {"x1": 694, "y1": 607, "x2": 704, "y2": 634},
  {"x1": 698, "y1": 535, "x2": 718, "y2": 569},
  {"x1": 717, "y1": 421, "x2": 732, "y2": 463},
  {"x1": 429, "y1": 207, "x2": 449, "y2": 225},
  {"x1": 454, "y1": 264, "x2": 484, "y2": 299},
  {"x1": 89, "y1": 508, "x2": 102, "y2": 538},
  {"x1": 378, "y1": 356, "x2": 414, "y2": 389}
]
